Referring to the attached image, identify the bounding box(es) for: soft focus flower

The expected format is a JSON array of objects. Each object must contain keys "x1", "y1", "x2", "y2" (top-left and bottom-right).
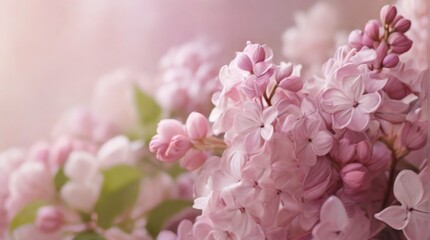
[
  {"x1": 156, "y1": 39, "x2": 222, "y2": 117},
  {"x1": 60, "y1": 152, "x2": 102, "y2": 213},
  {"x1": 35, "y1": 206, "x2": 64, "y2": 233}
]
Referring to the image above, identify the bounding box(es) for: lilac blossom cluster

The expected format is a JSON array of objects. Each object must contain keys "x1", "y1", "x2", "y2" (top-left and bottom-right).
[
  {"x1": 150, "y1": 5, "x2": 429, "y2": 240},
  {"x1": 0, "y1": 57, "x2": 205, "y2": 239}
]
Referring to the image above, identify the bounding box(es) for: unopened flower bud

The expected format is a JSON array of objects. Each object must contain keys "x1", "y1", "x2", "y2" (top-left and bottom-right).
[
  {"x1": 244, "y1": 42, "x2": 266, "y2": 63},
  {"x1": 400, "y1": 121, "x2": 428, "y2": 151},
  {"x1": 394, "y1": 18, "x2": 411, "y2": 33},
  {"x1": 278, "y1": 75, "x2": 303, "y2": 92},
  {"x1": 380, "y1": 5, "x2": 397, "y2": 25},
  {"x1": 382, "y1": 53, "x2": 399, "y2": 68},
  {"x1": 186, "y1": 112, "x2": 210, "y2": 140},
  {"x1": 276, "y1": 62, "x2": 293, "y2": 82},
  {"x1": 383, "y1": 76, "x2": 410, "y2": 100},
  {"x1": 364, "y1": 20, "x2": 381, "y2": 41},
  {"x1": 388, "y1": 32, "x2": 413, "y2": 54},
  {"x1": 348, "y1": 30, "x2": 363, "y2": 49},
  {"x1": 36, "y1": 206, "x2": 64, "y2": 233},
  {"x1": 149, "y1": 119, "x2": 191, "y2": 162},
  {"x1": 341, "y1": 163, "x2": 368, "y2": 190},
  {"x1": 362, "y1": 34, "x2": 376, "y2": 48},
  {"x1": 236, "y1": 53, "x2": 253, "y2": 72}
]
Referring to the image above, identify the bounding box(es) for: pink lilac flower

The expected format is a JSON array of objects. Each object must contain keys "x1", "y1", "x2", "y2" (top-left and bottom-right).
[
  {"x1": 234, "y1": 102, "x2": 277, "y2": 152},
  {"x1": 375, "y1": 170, "x2": 430, "y2": 240},
  {"x1": 292, "y1": 119, "x2": 333, "y2": 166},
  {"x1": 312, "y1": 196, "x2": 370, "y2": 240},
  {"x1": 321, "y1": 73, "x2": 381, "y2": 131}
]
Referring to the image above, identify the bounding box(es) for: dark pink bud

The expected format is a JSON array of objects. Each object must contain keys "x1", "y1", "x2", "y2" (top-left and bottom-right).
[
  {"x1": 355, "y1": 141, "x2": 371, "y2": 163},
  {"x1": 380, "y1": 5, "x2": 397, "y2": 25},
  {"x1": 348, "y1": 30, "x2": 363, "y2": 49},
  {"x1": 394, "y1": 18, "x2": 411, "y2": 33},
  {"x1": 364, "y1": 20, "x2": 381, "y2": 41},
  {"x1": 236, "y1": 53, "x2": 253, "y2": 72},
  {"x1": 391, "y1": 15, "x2": 403, "y2": 26},
  {"x1": 400, "y1": 121, "x2": 428, "y2": 151},
  {"x1": 383, "y1": 77, "x2": 410, "y2": 100},
  {"x1": 36, "y1": 206, "x2": 64, "y2": 232},
  {"x1": 362, "y1": 34, "x2": 376, "y2": 48},
  {"x1": 341, "y1": 163, "x2": 368, "y2": 190},
  {"x1": 373, "y1": 42, "x2": 389, "y2": 69},
  {"x1": 382, "y1": 53, "x2": 399, "y2": 68},
  {"x1": 388, "y1": 32, "x2": 413, "y2": 54}
]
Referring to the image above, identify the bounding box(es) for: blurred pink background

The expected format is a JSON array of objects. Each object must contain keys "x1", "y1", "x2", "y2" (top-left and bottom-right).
[{"x1": 0, "y1": 0, "x2": 390, "y2": 149}]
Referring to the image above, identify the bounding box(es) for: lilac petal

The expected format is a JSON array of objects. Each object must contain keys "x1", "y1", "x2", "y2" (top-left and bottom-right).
[
  {"x1": 374, "y1": 205, "x2": 409, "y2": 230},
  {"x1": 312, "y1": 222, "x2": 342, "y2": 240},
  {"x1": 343, "y1": 75, "x2": 364, "y2": 99},
  {"x1": 245, "y1": 130, "x2": 263, "y2": 152},
  {"x1": 348, "y1": 109, "x2": 370, "y2": 132},
  {"x1": 320, "y1": 196, "x2": 348, "y2": 230},
  {"x1": 322, "y1": 88, "x2": 352, "y2": 112},
  {"x1": 403, "y1": 210, "x2": 430, "y2": 240},
  {"x1": 311, "y1": 131, "x2": 333, "y2": 156},
  {"x1": 394, "y1": 170, "x2": 424, "y2": 208},
  {"x1": 298, "y1": 144, "x2": 317, "y2": 167},
  {"x1": 333, "y1": 109, "x2": 353, "y2": 129},
  {"x1": 260, "y1": 124, "x2": 274, "y2": 141},
  {"x1": 305, "y1": 119, "x2": 321, "y2": 135},
  {"x1": 262, "y1": 107, "x2": 278, "y2": 125},
  {"x1": 358, "y1": 92, "x2": 381, "y2": 113}
]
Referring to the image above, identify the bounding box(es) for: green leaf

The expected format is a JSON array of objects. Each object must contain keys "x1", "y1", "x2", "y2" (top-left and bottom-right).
[
  {"x1": 133, "y1": 86, "x2": 162, "y2": 142},
  {"x1": 94, "y1": 165, "x2": 142, "y2": 229},
  {"x1": 167, "y1": 163, "x2": 186, "y2": 179},
  {"x1": 9, "y1": 200, "x2": 47, "y2": 233},
  {"x1": 146, "y1": 199, "x2": 193, "y2": 238},
  {"x1": 73, "y1": 231, "x2": 105, "y2": 240},
  {"x1": 54, "y1": 168, "x2": 69, "y2": 191}
]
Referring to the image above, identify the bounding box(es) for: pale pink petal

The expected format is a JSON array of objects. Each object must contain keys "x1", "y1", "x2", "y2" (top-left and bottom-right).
[
  {"x1": 357, "y1": 92, "x2": 381, "y2": 113},
  {"x1": 262, "y1": 107, "x2": 277, "y2": 125},
  {"x1": 394, "y1": 170, "x2": 424, "y2": 208},
  {"x1": 403, "y1": 210, "x2": 430, "y2": 240},
  {"x1": 235, "y1": 114, "x2": 259, "y2": 134},
  {"x1": 298, "y1": 144, "x2": 317, "y2": 167},
  {"x1": 348, "y1": 109, "x2": 370, "y2": 132},
  {"x1": 311, "y1": 131, "x2": 333, "y2": 155},
  {"x1": 374, "y1": 205, "x2": 408, "y2": 230},
  {"x1": 245, "y1": 130, "x2": 262, "y2": 152},
  {"x1": 260, "y1": 124, "x2": 274, "y2": 141},
  {"x1": 305, "y1": 119, "x2": 320, "y2": 135},
  {"x1": 333, "y1": 109, "x2": 353, "y2": 129},
  {"x1": 313, "y1": 222, "x2": 341, "y2": 240},
  {"x1": 320, "y1": 196, "x2": 348, "y2": 230},
  {"x1": 322, "y1": 88, "x2": 352, "y2": 112},
  {"x1": 343, "y1": 75, "x2": 364, "y2": 100}
]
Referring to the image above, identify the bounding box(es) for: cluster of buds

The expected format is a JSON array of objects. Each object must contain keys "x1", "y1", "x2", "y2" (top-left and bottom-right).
[{"x1": 348, "y1": 5, "x2": 413, "y2": 70}]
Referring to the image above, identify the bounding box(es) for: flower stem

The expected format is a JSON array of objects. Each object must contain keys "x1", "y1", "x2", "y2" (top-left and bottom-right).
[{"x1": 382, "y1": 148, "x2": 399, "y2": 208}]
